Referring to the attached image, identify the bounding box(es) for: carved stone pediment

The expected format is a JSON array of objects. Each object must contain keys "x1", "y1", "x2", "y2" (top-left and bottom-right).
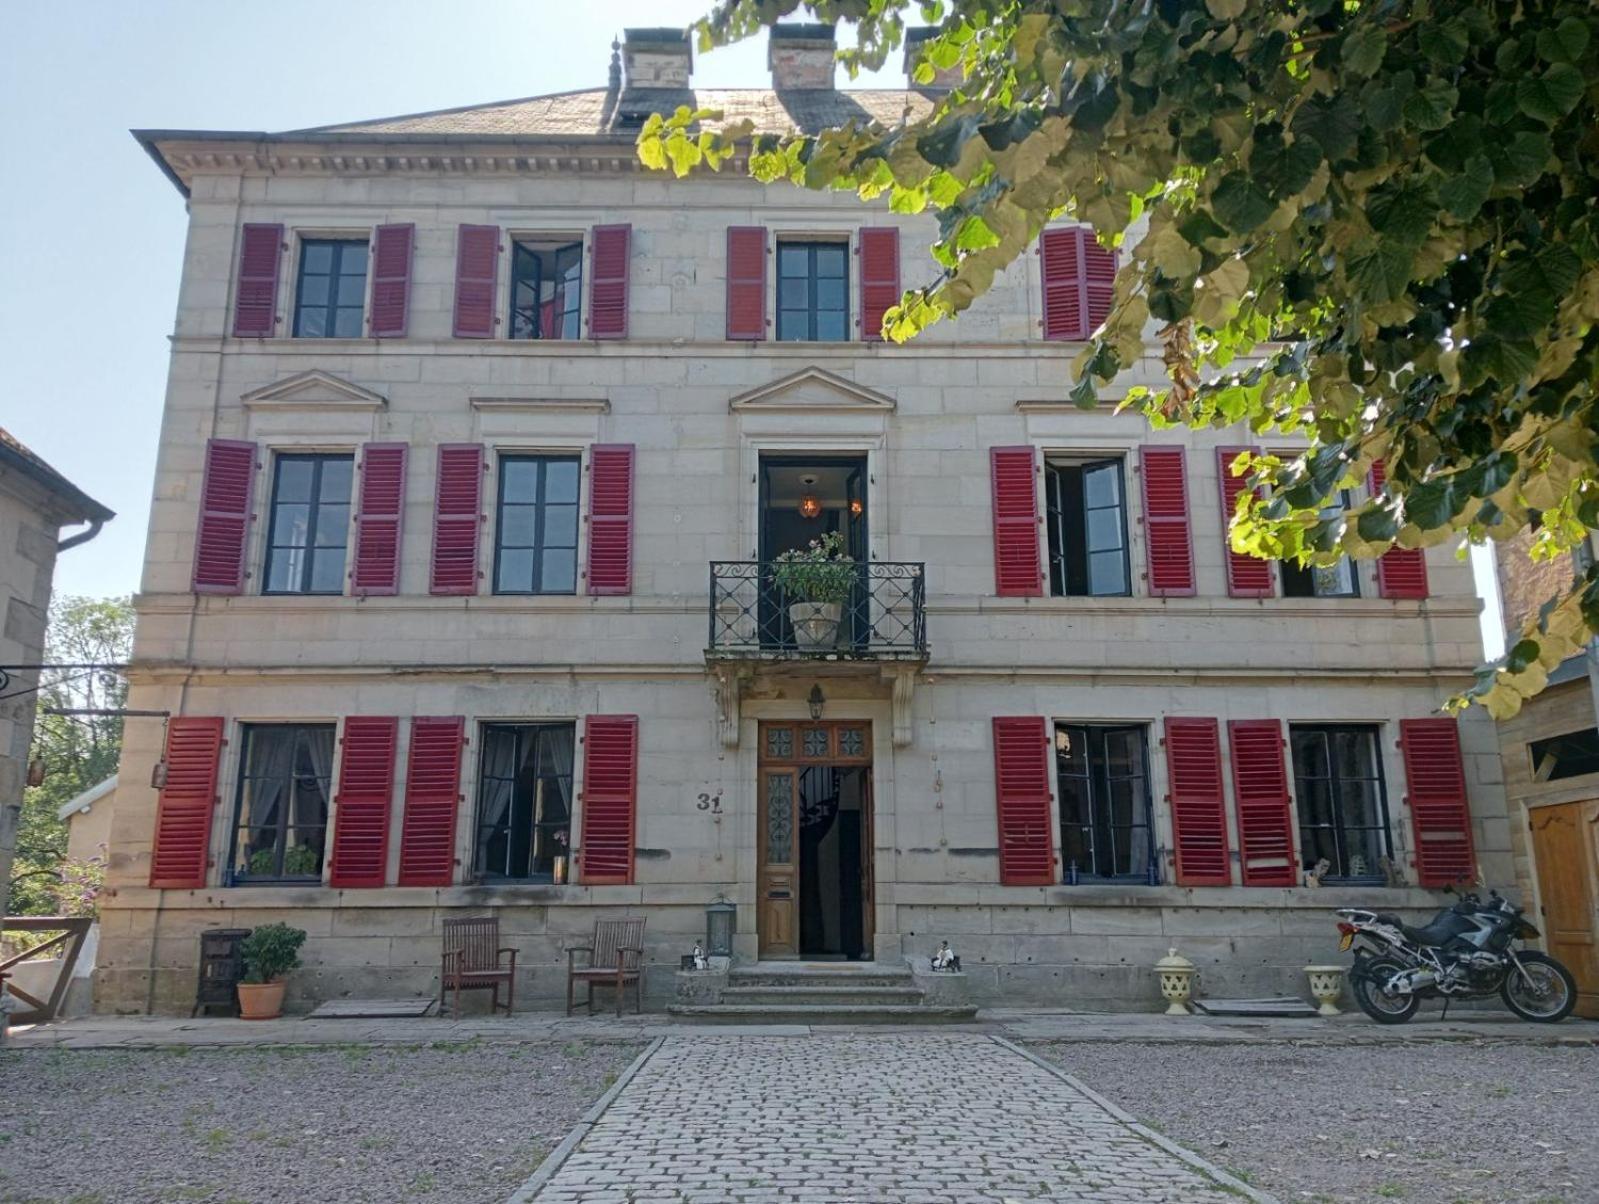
[
  {"x1": 728, "y1": 367, "x2": 895, "y2": 414},
  {"x1": 241, "y1": 370, "x2": 387, "y2": 411}
]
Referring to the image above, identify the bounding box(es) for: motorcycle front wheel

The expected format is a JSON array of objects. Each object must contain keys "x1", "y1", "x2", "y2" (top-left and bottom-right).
[
  {"x1": 1501, "y1": 951, "x2": 1578, "y2": 1023},
  {"x1": 1352, "y1": 956, "x2": 1421, "y2": 1025}
]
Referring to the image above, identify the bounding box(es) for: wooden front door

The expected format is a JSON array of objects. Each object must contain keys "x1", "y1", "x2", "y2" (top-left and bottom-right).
[{"x1": 1529, "y1": 799, "x2": 1599, "y2": 1019}]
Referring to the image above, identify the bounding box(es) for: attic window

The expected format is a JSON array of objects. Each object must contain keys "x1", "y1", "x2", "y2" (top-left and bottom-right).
[
  {"x1": 1529, "y1": 728, "x2": 1599, "y2": 782},
  {"x1": 613, "y1": 110, "x2": 654, "y2": 131}
]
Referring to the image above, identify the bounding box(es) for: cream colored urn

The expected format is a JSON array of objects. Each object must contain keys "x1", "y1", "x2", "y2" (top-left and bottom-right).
[
  {"x1": 1155, "y1": 947, "x2": 1196, "y2": 1016},
  {"x1": 1304, "y1": 964, "x2": 1346, "y2": 1016}
]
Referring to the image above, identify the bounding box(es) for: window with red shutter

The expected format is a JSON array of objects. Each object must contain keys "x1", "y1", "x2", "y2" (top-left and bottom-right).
[
  {"x1": 149, "y1": 717, "x2": 226, "y2": 889},
  {"x1": 1399, "y1": 717, "x2": 1476, "y2": 887},
  {"x1": 1227, "y1": 719, "x2": 1299, "y2": 886},
  {"x1": 858, "y1": 226, "x2": 899, "y2": 342},
  {"x1": 991, "y1": 446, "x2": 1043, "y2": 597},
  {"x1": 1216, "y1": 446, "x2": 1274, "y2": 598},
  {"x1": 1138, "y1": 446, "x2": 1196, "y2": 596},
  {"x1": 430, "y1": 444, "x2": 483, "y2": 596},
  {"x1": 992, "y1": 716, "x2": 1055, "y2": 885},
  {"x1": 1368, "y1": 461, "x2": 1430, "y2": 598},
  {"x1": 1084, "y1": 235, "x2": 1117, "y2": 334},
  {"x1": 351, "y1": 443, "x2": 407, "y2": 596},
  {"x1": 580, "y1": 714, "x2": 639, "y2": 884},
  {"x1": 726, "y1": 226, "x2": 768, "y2": 340},
  {"x1": 369, "y1": 224, "x2": 415, "y2": 338},
  {"x1": 328, "y1": 716, "x2": 399, "y2": 888},
  {"x1": 588, "y1": 224, "x2": 631, "y2": 339},
  {"x1": 1040, "y1": 227, "x2": 1085, "y2": 340},
  {"x1": 1164, "y1": 717, "x2": 1232, "y2": 886},
  {"x1": 586, "y1": 444, "x2": 635, "y2": 595},
  {"x1": 452, "y1": 224, "x2": 500, "y2": 338},
  {"x1": 232, "y1": 223, "x2": 283, "y2": 337},
  {"x1": 396, "y1": 716, "x2": 465, "y2": 886},
  {"x1": 192, "y1": 439, "x2": 258, "y2": 595}
]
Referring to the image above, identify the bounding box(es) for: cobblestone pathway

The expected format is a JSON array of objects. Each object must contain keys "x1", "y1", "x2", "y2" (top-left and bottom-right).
[{"x1": 522, "y1": 1034, "x2": 1257, "y2": 1203}]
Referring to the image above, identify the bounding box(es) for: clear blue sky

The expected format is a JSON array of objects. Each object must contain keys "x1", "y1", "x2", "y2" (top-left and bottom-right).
[{"x1": 0, "y1": 1, "x2": 901, "y2": 601}]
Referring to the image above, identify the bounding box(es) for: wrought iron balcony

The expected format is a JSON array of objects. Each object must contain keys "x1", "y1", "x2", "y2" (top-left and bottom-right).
[{"x1": 707, "y1": 561, "x2": 928, "y2": 659}]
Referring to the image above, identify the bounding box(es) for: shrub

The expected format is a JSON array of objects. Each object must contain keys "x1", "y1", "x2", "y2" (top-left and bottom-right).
[
  {"x1": 240, "y1": 923, "x2": 307, "y2": 984},
  {"x1": 771, "y1": 532, "x2": 856, "y2": 605}
]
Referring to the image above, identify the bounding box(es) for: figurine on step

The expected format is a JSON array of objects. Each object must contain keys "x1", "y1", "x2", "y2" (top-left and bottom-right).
[
  {"x1": 692, "y1": 942, "x2": 708, "y2": 971},
  {"x1": 931, "y1": 940, "x2": 958, "y2": 971}
]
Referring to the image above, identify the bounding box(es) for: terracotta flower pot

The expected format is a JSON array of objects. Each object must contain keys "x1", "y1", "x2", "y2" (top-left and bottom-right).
[{"x1": 237, "y1": 980, "x2": 286, "y2": 1020}]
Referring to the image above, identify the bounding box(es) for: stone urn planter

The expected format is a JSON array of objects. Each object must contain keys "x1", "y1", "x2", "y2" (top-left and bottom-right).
[
  {"x1": 1304, "y1": 964, "x2": 1345, "y2": 1016},
  {"x1": 772, "y1": 532, "x2": 855, "y2": 654},
  {"x1": 1155, "y1": 947, "x2": 1196, "y2": 1016},
  {"x1": 788, "y1": 601, "x2": 843, "y2": 651}
]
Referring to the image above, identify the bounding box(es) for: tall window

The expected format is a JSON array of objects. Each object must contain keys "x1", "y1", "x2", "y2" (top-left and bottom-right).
[
  {"x1": 1282, "y1": 489, "x2": 1359, "y2": 597},
  {"x1": 263, "y1": 454, "x2": 353, "y2": 594},
  {"x1": 777, "y1": 241, "x2": 848, "y2": 341},
  {"x1": 476, "y1": 723, "x2": 575, "y2": 881},
  {"x1": 1291, "y1": 724, "x2": 1392, "y2": 881},
  {"x1": 293, "y1": 239, "x2": 368, "y2": 338},
  {"x1": 1055, "y1": 724, "x2": 1154, "y2": 881},
  {"x1": 1046, "y1": 459, "x2": 1130, "y2": 597},
  {"x1": 231, "y1": 724, "x2": 334, "y2": 882},
  {"x1": 494, "y1": 455, "x2": 580, "y2": 594},
  {"x1": 510, "y1": 239, "x2": 582, "y2": 340}
]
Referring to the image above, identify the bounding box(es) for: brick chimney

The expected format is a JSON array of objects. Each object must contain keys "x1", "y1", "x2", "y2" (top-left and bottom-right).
[
  {"x1": 768, "y1": 23, "x2": 837, "y2": 91},
  {"x1": 622, "y1": 27, "x2": 692, "y2": 88},
  {"x1": 904, "y1": 27, "x2": 962, "y2": 90}
]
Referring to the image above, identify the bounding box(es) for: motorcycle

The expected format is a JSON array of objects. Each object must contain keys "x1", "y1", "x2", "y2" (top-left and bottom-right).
[{"x1": 1335, "y1": 889, "x2": 1577, "y2": 1024}]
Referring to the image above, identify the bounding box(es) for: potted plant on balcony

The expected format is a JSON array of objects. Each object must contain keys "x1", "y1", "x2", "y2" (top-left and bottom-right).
[
  {"x1": 236, "y1": 922, "x2": 307, "y2": 1020},
  {"x1": 772, "y1": 532, "x2": 856, "y2": 651}
]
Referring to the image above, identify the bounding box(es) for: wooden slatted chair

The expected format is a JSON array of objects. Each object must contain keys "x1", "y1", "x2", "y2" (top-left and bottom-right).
[
  {"x1": 440, "y1": 915, "x2": 516, "y2": 1017},
  {"x1": 565, "y1": 917, "x2": 646, "y2": 1017}
]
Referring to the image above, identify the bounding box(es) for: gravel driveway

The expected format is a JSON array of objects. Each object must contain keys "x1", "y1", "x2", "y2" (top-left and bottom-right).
[
  {"x1": 0, "y1": 1040, "x2": 642, "y2": 1204},
  {"x1": 1032, "y1": 1040, "x2": 1598, "y2": 1204}
]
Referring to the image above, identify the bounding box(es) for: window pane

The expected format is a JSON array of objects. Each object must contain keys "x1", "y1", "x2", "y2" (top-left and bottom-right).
[
  {"x1": 318, "y1": 458, "x2": 353, "y2": 502},
  {"x1": 500, "y1": 504, "x2": 537, "y2": 549},
  {"x1": 778, "y1": 278, "x2": 809, "y2": 309},
  {"x1": 1297, "y1": 777, "x2": 1335, "y2": 827},
  {"x1": 332, "y1": 307, "x2": 363, "y2": 338},
  {"x1": 777, "y1": 311, "x2": 808, "y2": 340},
  {"x1": 545, "y1": 458, "x2": 579, "y2": 503},
  {"x1": 275, "y1": 460, "x2": 314, "y2": 503},
  {"x1": 540, "y1": 549, "x2": 577, "y2": 593},
  {"x1": 497, "y1": 549, "x2": 535, "y2": 593},
  {"x1": 298, "y1": 274, "x2": 330, "y2": 307},
  {"x1": 1084, "y1": 463, "x2": 1121, "y2": 508},
  {"x1": 1088, "y1": 551, "x2": 1127, "y2": 596},
  {"x1": 302, "y1": 242, "x2": 332, "y2": 274},
  {"x1": 779, "y1": 245, "x2": 808, "y2": 276},
  {"x1": 1313, "y1": 559, "x2": 1356, "y2": 596},
  {"x1": 543, "y1": 503, "x2": 578, "y2": 548},
  {"x1": 501, "y1": 460, "x2": 540, "y2": 504},
  {"x1": 1334, "y1": 729, "x2": 1375, "y2": 780},
  {"x1": 815, "y1": 245, "x2": 847, "y2": 276},
  {"x1": 297, "y1": 308, "x2": 326, "y2": 338},
  {"x1": 1086, "y1": 507, "x2": 1124, "y2": 553},
  {"x1": 1292, "y1": 729, "x2": 1330, "y2": 779},
  {"x1": 336, "y1": 272, "x2": 366, "y2": 305},
  {"x1": 264, "y1": 549, "x2": 299, "y2": 593},
  {"x1": 815, "y1": 278, "x2": 845, "y2": 311},
  {"x1": 815, "y1": 311, "x2": 847, "y2": 341},
  {"x1": 312, "y1": 502, "x2": 349, "y2": 547},
  {"x1": 274, "y1": 503, "x2": 311, "y2": 548},
  {"x1": 308, "y1": 548, "x2": 346, "y2": 593}
]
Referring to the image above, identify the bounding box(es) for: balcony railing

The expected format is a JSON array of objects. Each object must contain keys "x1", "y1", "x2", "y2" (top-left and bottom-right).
[{"x1": 708, "y1": 561, "x2": 927, "y2": 658}]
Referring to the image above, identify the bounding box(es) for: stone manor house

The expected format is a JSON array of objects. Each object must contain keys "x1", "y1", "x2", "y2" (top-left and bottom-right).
[{"x1": 97, "y1": 26, "x2": 1511, "y2": 1013}]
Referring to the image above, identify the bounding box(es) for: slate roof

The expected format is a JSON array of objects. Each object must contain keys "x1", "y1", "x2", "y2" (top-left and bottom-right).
[{"x1": 0, "y1": 426, "x2": 114, "y2": 523}]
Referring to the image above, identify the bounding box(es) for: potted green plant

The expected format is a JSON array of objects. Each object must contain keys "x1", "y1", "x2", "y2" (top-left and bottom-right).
[
  {"x1": 236, "y1": 923, "x2": 307, "y2": 1020},
  {"x1": 771, "y1": 532, "x2": 857, "y2": 651}
]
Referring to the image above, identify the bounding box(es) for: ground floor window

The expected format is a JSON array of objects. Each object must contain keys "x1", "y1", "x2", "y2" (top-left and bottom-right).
[
  {"x1": 231, "y1": 723, "x2": 334, "y2": 882},
  {"x1": 1290, "y1": 724, "x2": 1391, "y2": 881},
  {"x1": 1054, "y1": 723, "x2": 1155, "y2": 882},
  {"x1": 475, "y1": 722, "x2": 575, "y2": 882}
]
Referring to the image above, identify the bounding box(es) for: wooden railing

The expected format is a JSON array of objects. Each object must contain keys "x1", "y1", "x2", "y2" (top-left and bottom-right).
[{"x1": 1, "y1": 916, "x2": 93, "y2": 1025}]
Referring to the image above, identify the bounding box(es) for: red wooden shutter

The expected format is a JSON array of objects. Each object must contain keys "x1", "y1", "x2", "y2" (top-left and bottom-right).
[
  {"x1": 328, "y1": 716, "x2": 399, "y2": 888},
  {"x1": 1041, "y1": 227, "x2": 1086, "y2": 340},
  {"x1": 580, "y1": 714, "x2": 639, "y2": 885},
  {"x1": 586, "y1": 443, "x2": 635, "y2": 595},
  {"x1": 726, "y1": 226, "x2": 767, "y2": 340},
  {"x1": 148, "y1": 717, "x2": 225, "y2": 889},
  {"x1": 452, "y1": 224, "x2": 500, "y2": 338},
  {"x1": 396, "y1": 716, "x2": 465, "y2": 886},
  {"x1": 1139, "y1": 445, "x2": 1196, "y2": 596},
  {"x1": 1216, "y1": 446, "x2": 1275, "y2": 598},
  {"x1": 990, "y1": 446, "x2": 1043, "y2": 597},
  {"x1": 992, "y1": 716, "x2": 1055, "y2": 886},
  {"x1": 351, "y1": 443, "x2": 407, "y2": 597},
  {"x1": 1369, "y1": 461, "x2": 1430, "y2": 598},
  {"x1": 232, "y1": 223, "x2": 283, "y2": 337},
  {"x1": 858, "y1": 226, "x2": 900, "y2": 342},
  {"x1": 429, "y1": 444, "x2": 483, "y2": 596},
  {"x1": 588, "y1": 223, "x2": 631, "y2": 339},
  {"x1": 1164, "y1": 717, "x2": 1232, "y2": 886},
  {"x1": 1084, "y1": 234, "x2": 1117, "y2": 334},
  {"x1": 369, "y1": 223, "x2": 415, "y2": 338},
  {"x1": 1227, "y1": 719, "x2": 1299, "y2": 886},
  {"x1": 192, "y1": 438, "x2": 257, "y2": 595},
  {"x1": 1399, "y1": 717, "x2": 1476, "y2": 887}
]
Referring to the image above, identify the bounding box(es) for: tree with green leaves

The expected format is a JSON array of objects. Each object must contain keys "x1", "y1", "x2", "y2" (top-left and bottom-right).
[{"x1": 641, "y1": 0, "x2": 1599, "y2": 717}]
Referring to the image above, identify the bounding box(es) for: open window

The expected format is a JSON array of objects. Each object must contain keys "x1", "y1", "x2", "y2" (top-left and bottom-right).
[
  {"x1": 474, "y1": 722, "x2": 575, "y2": 883},
  {"x1": 509, "y1": 238, "x2": 582, "y2": 340},
  {"x1": 1045, "y1": 457, "x2": 1131, "y2": 597},
  {"x1": 1281, "y1": 489, "x2": 1359, "y2": 598},
  {"x1": 1290, "y1": 724, "x2": 1392, "y2": 882},
  {"x1": 1055, "y1": 723, "x2": 1155, "y2": 882}
]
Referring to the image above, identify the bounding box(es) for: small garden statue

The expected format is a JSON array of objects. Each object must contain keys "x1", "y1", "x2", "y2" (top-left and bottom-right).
[
  {"x1": 931, "y1": 940, "x2": 958, "y2": 971},
  {"x1": 1303, "y1": 857, "x2": 1332, "y2": 888},
  {"x1": 692, "y1": 941, "x2": 708, "y2": 971}
]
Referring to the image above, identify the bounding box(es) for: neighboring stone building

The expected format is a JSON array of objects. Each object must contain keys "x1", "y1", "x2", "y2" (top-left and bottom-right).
[
  {"x1": 99, "y1": 26, "x2": 1511, "y2": 1015},
  {"x1": 0, "y1": 428, "x2": 113, "y2": 923}
]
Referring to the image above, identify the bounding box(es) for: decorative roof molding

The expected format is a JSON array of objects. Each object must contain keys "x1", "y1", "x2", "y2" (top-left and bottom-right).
[
  {"x1": 470, "y1": 396, "x2": 611, "y2": 413},
  {"x1": 729, "y1": 366, "x2": 896, "y2": 413},
  {"x1": 241, "y1": 370, "x2": 387, "y2": 411}
]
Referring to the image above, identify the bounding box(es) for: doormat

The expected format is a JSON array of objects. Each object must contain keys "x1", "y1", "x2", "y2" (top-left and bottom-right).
[
  {"x1": 1191, "y1": 997, "x2": 1320, "y2": 1018},
  {"x1": 306, "y1": 997, "x2": 436, "y2": 1019}
]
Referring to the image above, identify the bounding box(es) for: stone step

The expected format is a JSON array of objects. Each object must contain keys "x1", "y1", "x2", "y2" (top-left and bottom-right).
[
  {"x1": 720, "y1": 985, "x2": 927, "y2": 1007},
  {"x1": 668, "y1": 1003, "x2": 980, "y2": 1025},
  {"x1": 728, "y1": 968, "x2": 915, "y2": 990}
]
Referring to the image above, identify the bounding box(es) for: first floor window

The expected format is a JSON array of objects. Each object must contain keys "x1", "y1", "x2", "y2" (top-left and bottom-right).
[
  {"x1": 232, "y1": 724, "x2": 334, "y2": 881},
  {"x1": 1529, "y1": 727, "x2": 1599, "y2": 781},
  {"x1": 510, "y1": 238, "x2": 582, "y2": 340},
  {"x1": 1282, "y1": 490, "x2": 1359, "y2": 597},
  {"x1": 1055, "y1": 723, "x2": 1154, "y2": 881},
  {"x1": 1291, "y1": 724, "x2": 1391, "y2": 881},
  {"x1": 1046, "y1": 458, "x2": 1130, "y2": 597},
  {"x1": 293, "y1": 238, "x2": 368, "y2": 337},
  {"x1": 264, "y1": 453, "x2": 353, "y2": 594},
  {"x1": 777, "y1": 241, "x2": 848, "y2": 341},
  {"x1": 494, "y1": 454, "x2": 580, "y2": 594},
  {"x1": 475, "y1": 722, "x2": 575, "y2": 881}
]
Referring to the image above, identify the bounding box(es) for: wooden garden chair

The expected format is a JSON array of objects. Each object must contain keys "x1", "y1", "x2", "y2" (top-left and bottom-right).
[
  {"x1": 440, "y1": 915, "x2": 516, "y2": 1017},
  {"x1": 565, "y1": 917, "x2": 646, "y2": 1017}
]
